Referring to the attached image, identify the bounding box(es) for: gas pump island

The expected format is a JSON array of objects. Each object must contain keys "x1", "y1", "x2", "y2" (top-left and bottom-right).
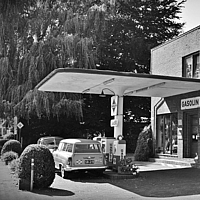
[{"x1": 93, "y1": 94, "x2": 126, "y2": 169}]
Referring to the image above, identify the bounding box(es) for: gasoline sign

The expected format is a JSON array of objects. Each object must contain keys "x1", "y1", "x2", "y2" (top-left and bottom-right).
[{"x1": 181, "y1": 97, "x2": 200, "y2": 110}]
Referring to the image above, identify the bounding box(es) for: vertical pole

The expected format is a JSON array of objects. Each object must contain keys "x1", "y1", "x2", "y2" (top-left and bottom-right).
[
  {"x1": 16, "y1": 129, "x2": 17, "y2": 141},
  {"x1": 197, "y1": 108, "x2": 200, "y2": 165},
  {"x1": 21, "y1": 137, "x2": 23, "y2": 148},
  {"x1": 1, "y1": 126, "x2": 3, "y2": 137},
  {"x1": 14, "y1": 116, "x2": 18, "y2": 140},
  {"x1": 19, "y1": 128, "x2": 21, "y2": 142},
  {"x1": 178, "y1": 111, "x2": 183, "y2": 159},
  {"x1": 114, "y1": 95, "x2": 124, "y2": 139},
  {"x1": 30, "y1": 158, "x2": 34, "y2": 191}
]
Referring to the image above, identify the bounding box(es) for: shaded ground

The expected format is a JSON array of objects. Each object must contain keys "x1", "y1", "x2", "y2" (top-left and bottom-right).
[
  {"x1": 54, "y1": 167, "x2": 200, "y2": 198},
  {"x1": 2, "y1": 160, "x2": 200, "y2": 199}
]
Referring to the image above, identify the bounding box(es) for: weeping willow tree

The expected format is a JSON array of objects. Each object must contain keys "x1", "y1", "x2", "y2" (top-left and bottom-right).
[{"x1": 0, "y1": 0, "x2": 115, "y2": 121}]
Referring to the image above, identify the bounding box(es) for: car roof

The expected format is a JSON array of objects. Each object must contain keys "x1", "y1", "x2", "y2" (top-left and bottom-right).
[
  {"x1": 38, "y1": 136, "x2": 63, "y2": 140},
  {"x1": 60, "y1": 138, "x2": 100, "y2": 144}
]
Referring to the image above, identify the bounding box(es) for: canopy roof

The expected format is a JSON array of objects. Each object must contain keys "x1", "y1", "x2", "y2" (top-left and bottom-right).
[{"x1": 36, "y1": 68, "x2": 200, "y2": 97}]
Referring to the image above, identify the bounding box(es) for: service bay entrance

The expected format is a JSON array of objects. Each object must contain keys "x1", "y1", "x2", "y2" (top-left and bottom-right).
[{"x1": 183, "y1": 112, "x2": 198, "y2": 158}]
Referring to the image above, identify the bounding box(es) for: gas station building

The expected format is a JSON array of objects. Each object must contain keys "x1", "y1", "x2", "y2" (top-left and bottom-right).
[
  {"x1": 151, "y1": 25, "x2": 200, "y2": 160},
  {"x1": 36, "y1": 25, "x2": 200, "y2": 164}
]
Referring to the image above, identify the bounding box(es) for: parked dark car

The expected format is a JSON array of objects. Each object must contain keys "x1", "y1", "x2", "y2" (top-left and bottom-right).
[{"x1": 37, "y1": 136, "x2": 63, "y2": 153}]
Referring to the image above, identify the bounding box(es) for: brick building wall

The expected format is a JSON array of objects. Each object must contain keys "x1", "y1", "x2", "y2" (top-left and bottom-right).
[
  {"x1": 150, "y1": 26, "x2": 200, "y2": 159},
  {"x1": 151, "y1": 26, "x2": 200, "y2": 77}
]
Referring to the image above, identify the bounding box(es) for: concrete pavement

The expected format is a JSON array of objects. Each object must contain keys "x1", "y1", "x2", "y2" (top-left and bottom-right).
[
  {"x1": 0, "y1": 159, "x2": 200, "y2": 200},
  {"x1": 133, "y1": 160, "x2": 191, "y2": 172}
]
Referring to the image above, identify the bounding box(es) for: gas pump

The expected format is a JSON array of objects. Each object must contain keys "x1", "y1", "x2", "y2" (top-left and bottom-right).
[
  {"x1": 94, "y1": 136, "x2": 126, "y2": 170},
  {"x1": 112, "y1": 136, "x2": 126, "y2": 171},
  {"x1": 101, "y1": 137, "x2": 116, "y2": 167},
  {"x1": 94, "y1": 137, "x2": 116, "y2": 168}
]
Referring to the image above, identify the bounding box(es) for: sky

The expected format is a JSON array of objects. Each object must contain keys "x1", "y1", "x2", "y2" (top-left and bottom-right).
[{"x1": 179, "y1": 0, "x2": 200, "y2": 32}]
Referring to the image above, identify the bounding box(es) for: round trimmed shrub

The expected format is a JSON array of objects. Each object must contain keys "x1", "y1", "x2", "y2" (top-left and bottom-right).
[
  {"x1": 134, "y1": 125, "x2": 154, "y2": 161},
  {"x1": 1, "y1": 139, "x2": 22, "y2": 156},
  {"x1": 0, "y1": 139, "x2": 9, "y2": 154},
  {"x1": 10, "y1": 158, "x2": 20, "y2": 173},
  {"x1": 18, "y1": 144, "x2": 55, "y2": 189},
  {"x1": 1, "y1": 151, "x2": 18, "y2": 164}
]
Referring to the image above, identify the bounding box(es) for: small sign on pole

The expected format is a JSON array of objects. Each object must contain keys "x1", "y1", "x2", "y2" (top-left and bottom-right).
[
  {"x1": 111, "y1": 96, "x2": 118, "y2": 116},
  {"x1": 17, "y1": 122, "x2": 24, "y2": 129},
  {"x1": 17, "y1": 122, "x2": 24, "y2": 144},
  {"x1": 110, "y1": 119, "x2": 119, "y2": 127}
]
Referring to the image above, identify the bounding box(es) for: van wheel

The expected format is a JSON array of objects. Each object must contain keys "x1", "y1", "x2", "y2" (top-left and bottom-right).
[{"x1": 60, "y1": 166, "x2": 68, "y2": 179}]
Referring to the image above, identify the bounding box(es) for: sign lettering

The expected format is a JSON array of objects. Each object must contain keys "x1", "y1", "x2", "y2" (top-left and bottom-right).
[{"x1": 181, "y1": 97, "x2": 200, "y2": 110}]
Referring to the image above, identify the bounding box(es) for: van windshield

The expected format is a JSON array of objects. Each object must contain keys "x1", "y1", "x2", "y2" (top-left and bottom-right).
[{"x1": 74, "y1": 143, "x2": 101, "y2": 153}]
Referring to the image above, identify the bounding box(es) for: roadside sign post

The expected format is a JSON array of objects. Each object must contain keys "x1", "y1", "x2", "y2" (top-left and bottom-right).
[
  {"x1": 30, "y1": 158, "x2": 34, "y2": 191},
  {"x1": 17, "y1": 122, "x2": 24, "y2": 144}
]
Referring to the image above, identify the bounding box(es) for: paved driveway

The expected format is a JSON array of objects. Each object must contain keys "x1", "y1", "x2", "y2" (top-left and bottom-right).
[{"x1": 1, "y1": 160, "x2": 200, "y2": 200}]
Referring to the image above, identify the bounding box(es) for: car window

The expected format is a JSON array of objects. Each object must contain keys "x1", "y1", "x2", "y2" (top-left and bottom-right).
[
  {"x1": 43, "y1": 139, "x2": 55, "y2": 145},
  {"x1": 55, "y1": 138, "x2": 62, "y2": 145},
  {"x1": 62, "y1": 143, "x2": 73, "y2": 152},
  {"x1": 58, "y1": 142, "x2": 64, "y2": 151},
  {"x1": 61, "y1": 143, "x2": 67, "y2": 151},
  {"x1": 37, "y1": 139, "x2": 41, "y2": 144},
  {"x1": 74, "y1": 143, "x2": 101, "y2": 153}
]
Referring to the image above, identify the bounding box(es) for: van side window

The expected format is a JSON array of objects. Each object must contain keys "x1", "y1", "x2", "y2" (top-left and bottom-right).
[
  {"x1": 74, "y1": 143, "x2": 101, "y2": 153},
  {"x1": 65, "y1": 143, "x2": 73, "y2": 152}
]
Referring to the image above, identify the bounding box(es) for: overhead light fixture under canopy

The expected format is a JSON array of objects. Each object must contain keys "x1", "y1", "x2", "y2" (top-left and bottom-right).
[{"x1": 99, "y1": 88, "x2": 115, "y2": 97}]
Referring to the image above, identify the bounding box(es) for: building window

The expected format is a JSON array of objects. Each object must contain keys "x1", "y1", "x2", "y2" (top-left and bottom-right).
[
  {"x1": 183, "y1": 52, "x2": 200, "y2": 78},
  {"x1": 156, "y1": 113, "x2": 177, "y2": 155}
]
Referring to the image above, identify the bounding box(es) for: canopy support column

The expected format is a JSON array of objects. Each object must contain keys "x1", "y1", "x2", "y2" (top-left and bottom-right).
[
  {"x1": 114, "y1": 95, "x2": 123, "y2": 139},
  {"x1": 112, "y1": 88, "x2": 125, "y2": 139}
]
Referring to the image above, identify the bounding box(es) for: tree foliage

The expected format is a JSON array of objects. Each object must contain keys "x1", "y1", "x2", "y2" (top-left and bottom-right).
[
  {"x1": 0, "y1": 0, "x2": 186, "y2": 147},
  {"x1": 0, "y1": 0, "x2": 114, "y2": 120},
  {"x1": 93, "y1": 0, "x2": 186, "y2": 142},
  {"x1": 98, "y1": 0, "x2": 186, "y2": 72}
]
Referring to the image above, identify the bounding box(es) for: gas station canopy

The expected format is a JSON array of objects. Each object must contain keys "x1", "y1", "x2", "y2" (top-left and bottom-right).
[{"x1": 36, "y1": 68, "x2": 200, "y2": 97}]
